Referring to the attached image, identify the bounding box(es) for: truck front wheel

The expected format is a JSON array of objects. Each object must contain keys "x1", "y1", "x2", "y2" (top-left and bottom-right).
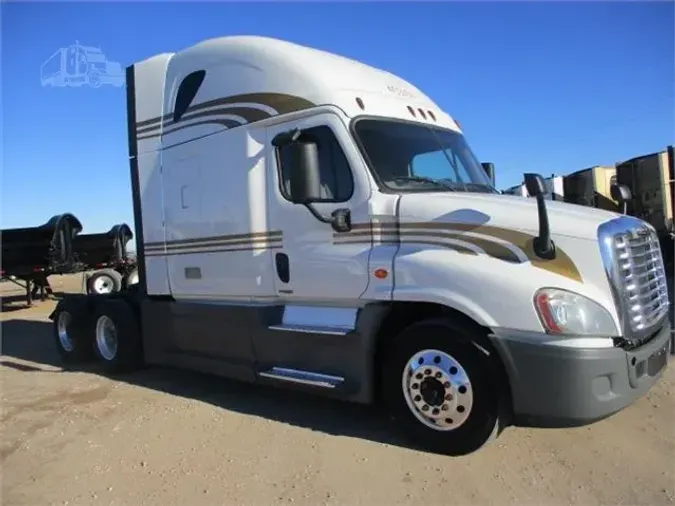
[{"x1": 381, "y1": 318, "x2": 505, "y2": 456}]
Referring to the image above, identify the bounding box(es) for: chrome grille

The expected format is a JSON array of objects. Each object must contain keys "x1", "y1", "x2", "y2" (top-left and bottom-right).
[
  {"x1": 599, "y1": 216, "x2": 670, "y2": 339},
  {"x1": 614, "y1": 229, "x2": 669, "y2": 331}
]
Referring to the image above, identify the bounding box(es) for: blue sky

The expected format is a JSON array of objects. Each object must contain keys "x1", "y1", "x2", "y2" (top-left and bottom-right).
[{"x1": 2, "y1": 1, "x2": 674, "y2": 235}]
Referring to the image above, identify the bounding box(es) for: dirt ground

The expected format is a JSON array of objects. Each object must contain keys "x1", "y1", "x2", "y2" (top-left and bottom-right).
[{"x1": 1, "y1": 274, "x2": 674, "y2": 506}]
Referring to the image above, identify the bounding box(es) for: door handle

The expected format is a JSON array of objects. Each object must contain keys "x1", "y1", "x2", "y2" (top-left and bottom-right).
[
  {"x1": 275, "y1": 253, "x2": 290, "y2": 283},
  {"x1": 180, "y1": 185, "x2": 188, "y2": 209}
]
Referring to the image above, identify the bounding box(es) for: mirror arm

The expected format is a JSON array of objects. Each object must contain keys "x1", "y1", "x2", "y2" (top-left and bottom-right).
[
  {"x1": 302, "y1": 203, "x2": 332, "y2": 224},
  {"x1": 532, "y1": 195, "x2": 556, "y2": 260}
]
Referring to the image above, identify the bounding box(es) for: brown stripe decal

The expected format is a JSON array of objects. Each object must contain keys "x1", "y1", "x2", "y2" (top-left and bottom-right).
[
  {"x1": 137, "y1": 119, "x2": 242, "y2": 141},
  {"x1": 136, "y1": 107, "x2": 273, "y2": 136},
  {"x1": 144, "y1": 231, "x2": 282, "y2": 256},
  {"x1": 135, "y1": 93, "x2": 315, "y2": 141},
  {"x1": 334, "y1": 222, "x2": 583, "y2": 282}
]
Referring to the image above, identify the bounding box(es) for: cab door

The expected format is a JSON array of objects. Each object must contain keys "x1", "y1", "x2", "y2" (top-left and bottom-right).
[{"x1": 265, "y1": 113, "x2": 373, "y2": 303}]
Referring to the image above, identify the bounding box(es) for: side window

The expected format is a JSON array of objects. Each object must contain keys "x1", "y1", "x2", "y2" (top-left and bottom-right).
[
  {"x1": 173, "y1": 70, "x2": 206, "y2": 122},
  {"x1": 411, "y1": 149, "x2": 472, "y2": 183},
  {"x1": 277, "y1": 126, "x2": 354, "y2": 202}
]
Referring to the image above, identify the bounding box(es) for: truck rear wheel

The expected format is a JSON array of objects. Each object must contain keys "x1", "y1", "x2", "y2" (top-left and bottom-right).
[
  {"x1": 92, "y1": 299, "x2": 143, "y2": 373},
  {"x1": 381, "y1": 318, "x2": 505, "y2": 456},
  {"x1": 53, "y1": 298, "x2": 94, "y2": 364},
  {"x1": 87, "y1": 269, "x2": 123, "y2": 295}
]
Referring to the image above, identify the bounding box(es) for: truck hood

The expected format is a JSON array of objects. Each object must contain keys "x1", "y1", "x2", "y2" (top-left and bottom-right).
[{"x1": 398, "y1": 192, "x2": 621, "y2": 242}]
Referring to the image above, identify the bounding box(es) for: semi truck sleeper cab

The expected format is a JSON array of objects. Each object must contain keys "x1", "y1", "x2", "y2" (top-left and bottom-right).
[{"x1": 51, "y1": 35, "x2": 672, "y2": 456}]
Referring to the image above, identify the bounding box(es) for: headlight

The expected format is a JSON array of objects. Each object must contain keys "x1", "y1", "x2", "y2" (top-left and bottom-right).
[{"x1": 533, "y1": 288, "x2": 618, "y2": 337}]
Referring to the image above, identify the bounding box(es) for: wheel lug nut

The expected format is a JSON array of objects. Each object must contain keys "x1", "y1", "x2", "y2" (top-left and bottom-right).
[
  {"x1": 432, "y1": 408, "x2": 440, "y2": 415},
  {"x1": 435, "y1": 372, "x2": 442, "y2": 379},
  {"x1": 411, "y1": 383, "x2": 419, "y2": 390},
  {"x1": 443, "y1": 382, "x2": 451, "y2": 388},
  {"x1": 424, "y1": 369, "x2": 431, "y2": 375},
  {"x1": 421, "y1": 405, "x2": 429, "y2": 411},
  {"x1": 445, "y1": 394, "x2": 453, "y2": 401},
  {"x1": 414, "y1": 395, "x2": 421, "y2": 402}
]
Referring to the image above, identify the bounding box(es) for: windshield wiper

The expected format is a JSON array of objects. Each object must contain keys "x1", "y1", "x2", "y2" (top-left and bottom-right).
[
  {"x1": 462, "y1": 182, "x2": 500, "y2": 194},
  {"x1": 438, "y1": 180, "x2": 497, "y2": 193},
  {"x1": 392, "y1": 176, "x2": 454, "y2": 190}
]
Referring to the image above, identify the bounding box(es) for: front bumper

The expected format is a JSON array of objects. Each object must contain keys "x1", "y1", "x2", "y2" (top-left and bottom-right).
[{"x1": 490, "y1": 321, "x2": 672, "y2": 428}]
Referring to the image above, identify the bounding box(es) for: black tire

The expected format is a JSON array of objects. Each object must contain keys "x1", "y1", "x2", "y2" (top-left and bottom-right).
[
  {"x1": 53, "y1": 297, "x2": 94, "y2": 365},
  {"x1": 87, "y1": 269, "x2": 123, "y2": 295},
  {"x1": 381, "y1": 318, "x2": 506, "y2": 456},
  {"x1": 91, "y1": 299, "x2": 143, "y2": 374}
]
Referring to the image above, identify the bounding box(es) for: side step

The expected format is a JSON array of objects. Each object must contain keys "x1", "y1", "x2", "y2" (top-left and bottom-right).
[{"x1": 258, "y1": 367, "x2": 344, "y2": 389}]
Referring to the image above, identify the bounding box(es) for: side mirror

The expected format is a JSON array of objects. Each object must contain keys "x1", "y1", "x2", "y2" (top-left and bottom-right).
[
  {"x1": 286, "y1": 140, "x2": 322, "y2": 204},
  {"x1": 611, "y1": 183, "x2": 632, "y2": 215},
  {"x1": 481, "y1": 162, "x2": 495, "y2": 186},
  {"x1": 524, "y1": 173, "x2": 546, "y2": 198},
  {"x1": 610, "y1": 183, "x2": 632, "y2": 204},
  {"x1": 523, "y1": 172, "x2": 555, "y2": 259},
  {"x1": 273, "y1": 133, "x2": 353, "y2": 233}
]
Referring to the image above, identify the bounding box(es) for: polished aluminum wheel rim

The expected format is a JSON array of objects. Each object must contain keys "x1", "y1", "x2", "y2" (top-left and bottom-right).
[
  {"x1": 95, "y1": 315, "x2": 118, "y2": 361},
  {"x1": 57, "y1": 311, "x2": 74, "y2": 352},
  {"x1": 401, "y1": 349, "x2": 473, "y2": 431}
]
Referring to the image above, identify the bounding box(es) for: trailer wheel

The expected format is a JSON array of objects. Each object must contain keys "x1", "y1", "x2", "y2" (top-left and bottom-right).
[
  {"x1": 92, "y1": 299, "x2": 143, "y2": 374},
  {"x1": 381, "y1": 318, "x2": 505, "y2": 456},
  {"x1": 87, "y1": 269, "x2": 123, "y2": 295},
  {"x1": 53, "y1": 298, "x2": 94, "y2": 364}
]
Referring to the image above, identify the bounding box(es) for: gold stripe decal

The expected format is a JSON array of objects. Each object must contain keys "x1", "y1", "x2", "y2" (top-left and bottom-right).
[
  {"x1": 135, "y1": 93, "x2": 315, "y2": 141},
  {"x1": 144, "y1": 231, "x2": 282, "y2": 257},
  {"x1": 333, "y1": 222, "x2": 583, "y2": 283}
]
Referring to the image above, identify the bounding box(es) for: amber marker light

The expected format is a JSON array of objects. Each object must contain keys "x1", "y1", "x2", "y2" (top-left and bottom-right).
[{"x1": 374, "y1": 268, "x2": 389, "y2": 279}]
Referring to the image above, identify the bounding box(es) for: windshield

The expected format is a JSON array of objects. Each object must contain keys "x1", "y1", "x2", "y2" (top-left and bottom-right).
[{"x1": 353, "y1": 119, "x2": 497, "y2": 193}]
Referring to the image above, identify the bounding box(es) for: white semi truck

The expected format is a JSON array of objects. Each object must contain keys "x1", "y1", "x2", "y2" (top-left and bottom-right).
[{"x1": 51, "y1": 36, "x2": 672, "y2": 456}]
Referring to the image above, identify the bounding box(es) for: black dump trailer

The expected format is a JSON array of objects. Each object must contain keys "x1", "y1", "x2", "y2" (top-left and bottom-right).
[
  {"x1": 72, "y1": 223, "x2": 139, "y2": 295},
  {"x1": 1, "y1": 213, "x2": 83, "y2": 306},
  {"x1": 615, "y1": 146, "x2": 674, "y2": 269}
]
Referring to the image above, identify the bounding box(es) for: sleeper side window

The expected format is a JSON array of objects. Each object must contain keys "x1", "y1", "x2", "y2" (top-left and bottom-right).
[
  {"x1": 276, "y1": 126, "x2": 354, "y2": 203},
  {"x1": 173, "y1": 70, "x2": 206, "y2": 122}
]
